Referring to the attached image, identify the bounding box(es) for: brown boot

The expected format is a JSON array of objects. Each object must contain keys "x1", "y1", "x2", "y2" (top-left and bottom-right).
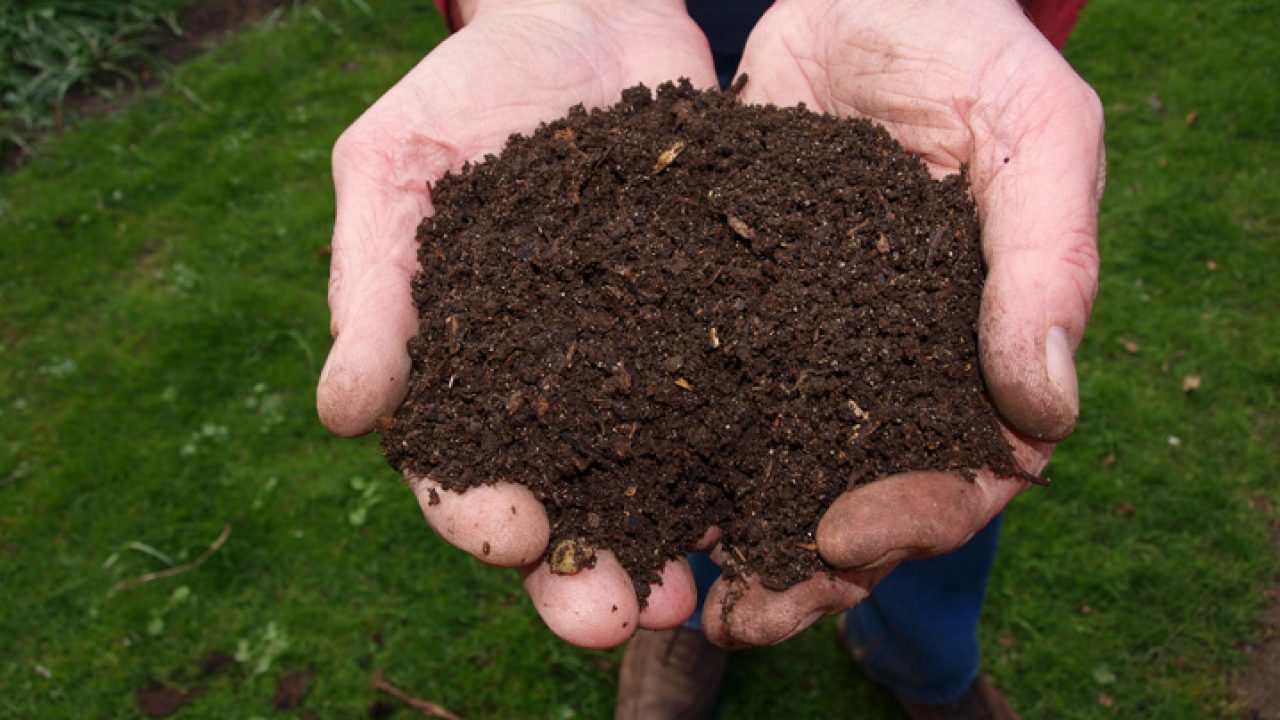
[
  {"x1": 835, "y1": 615, "x2": 1020, "y2": 720},
  {"x1": 615, "y1": 627, "x2": 729, "y2": 720},
  {"x1": 897, "y1": 674, "x2": 1020, "y2": 720}
]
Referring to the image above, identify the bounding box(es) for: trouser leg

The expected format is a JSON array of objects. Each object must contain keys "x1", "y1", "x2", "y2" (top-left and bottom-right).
[{"x1": 841, "y1": 514, "x2": 1004, "y2": 704}]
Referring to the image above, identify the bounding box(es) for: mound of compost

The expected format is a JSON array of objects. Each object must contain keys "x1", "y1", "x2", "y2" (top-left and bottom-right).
[{"x1": 381, "y1": 79, "x2": 1029, "y2": 601}]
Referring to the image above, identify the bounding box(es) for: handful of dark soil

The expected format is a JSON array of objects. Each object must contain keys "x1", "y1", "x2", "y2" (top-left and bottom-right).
[{"x1": 382, "y1": 79, "x2": 1029, "y2": 601}]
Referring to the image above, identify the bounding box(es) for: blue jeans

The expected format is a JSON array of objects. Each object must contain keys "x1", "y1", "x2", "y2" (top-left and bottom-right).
[
  {"x1": 686, "y1": 0, "x2": 774, "y2": 87},
  {"x1": 685, "y1": 514, "x2": 1004, "y2": 705}
]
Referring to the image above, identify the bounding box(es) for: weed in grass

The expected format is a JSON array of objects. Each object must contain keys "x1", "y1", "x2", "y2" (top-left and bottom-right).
[
  {"x1": 235, "y1": 621, "x2": 292, "y2": 677},
  {"x1": 1, "y1": 1, "x2": 184, "y2": 150}
]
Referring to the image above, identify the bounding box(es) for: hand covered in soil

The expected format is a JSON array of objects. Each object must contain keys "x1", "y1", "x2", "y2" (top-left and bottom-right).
[
  {"x1": 700, "y1": 0, "x2": 1105, "y2": 648},
  {"x1": 316, "y1": 0, "x2": 717, "y2": 648}
]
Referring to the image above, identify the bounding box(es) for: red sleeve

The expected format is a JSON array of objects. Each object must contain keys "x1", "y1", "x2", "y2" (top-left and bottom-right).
[
  {"x1": 1020, "y1": 0, "x2": 1088, "y2": 49},
  {"x1": 434, "y1": 0, "x2": 462, "y2": 33}
]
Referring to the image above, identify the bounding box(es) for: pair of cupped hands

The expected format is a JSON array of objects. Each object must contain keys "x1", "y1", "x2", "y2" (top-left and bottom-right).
[{"x1": 317, "y1": 0, "x2": 1104, "y2": 649}]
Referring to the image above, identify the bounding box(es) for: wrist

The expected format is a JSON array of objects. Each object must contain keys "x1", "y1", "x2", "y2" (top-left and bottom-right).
[
  {"x1": 770, "y1": 0, "x2": 1079, "y2": 49},
  {"x1": 442, "y1": 0, "x2": 690, "y2": 31}
]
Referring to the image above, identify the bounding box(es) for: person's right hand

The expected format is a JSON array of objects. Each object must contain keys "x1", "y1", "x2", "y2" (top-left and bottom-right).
[{"x1": 316, "y1": 0, "x2": 717, "y2": 648}]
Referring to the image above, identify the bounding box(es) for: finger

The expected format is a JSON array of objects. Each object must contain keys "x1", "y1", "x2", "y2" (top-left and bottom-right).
[
  {"x1": 700, "y1": 568, "x2": 884, "y2": 649},
  {"x1": 316, "y1": 125, "x2": 442, "y2": 437},
  {"x1": 412, "y1": 475, "x2": 549, "y2": 567},
  {"x1": 972, "y1": 47, "x2": 1105, "y2": 442},
  {"x1": 520, "y1": 549, "x2": 640, "y2": 649},
  {"x1": 316, "y1": 261, "x2": 418, "y2": 437},
  {"x1": 692, "y1": 526, "x2": 722, "y2": 552},
  {"x1": 816, "y1": 470, "x2": 1029, "y2": 570},
  {"x1": 637, "y1": 558, "x2": 697, "y2": 630}
]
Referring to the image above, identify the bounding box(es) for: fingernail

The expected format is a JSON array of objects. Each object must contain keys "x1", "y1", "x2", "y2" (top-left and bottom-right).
[
  {"x1": 1046, "y1": 326, "x2": 1079, "y2": 421},
  {"x1": 1034, "y1": 450, "x2": 1052, "y2": 476},
  {"x1": 859, "y1": 549, "x2": 907, "y2": 572},
  {"x1": 785, "y1": 610, "x2": 827, "y2": 642}
]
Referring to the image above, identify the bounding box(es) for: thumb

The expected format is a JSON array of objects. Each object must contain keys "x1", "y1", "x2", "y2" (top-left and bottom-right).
[
  {"x1": 974, "y1": 56, "x2": 1105, "y2": 442},
  {"x1": 317, "y1": 127, "x2": 445, "y2": 436}
]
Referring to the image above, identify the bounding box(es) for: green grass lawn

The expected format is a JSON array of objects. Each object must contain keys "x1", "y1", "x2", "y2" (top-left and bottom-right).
[{"x1": 1, "y1": 1, "x2": 1276, "y2": 718}]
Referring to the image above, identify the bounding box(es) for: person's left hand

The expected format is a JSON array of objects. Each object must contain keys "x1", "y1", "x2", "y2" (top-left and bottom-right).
[{"x1": 698, "y1": 0, "x2": 1105, "y2": 648}]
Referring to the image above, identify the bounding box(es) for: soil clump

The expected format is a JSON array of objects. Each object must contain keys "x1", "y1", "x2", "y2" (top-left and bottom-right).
[{"x1": 381, "y1": 79, "x2": 1030, "y2": 601}]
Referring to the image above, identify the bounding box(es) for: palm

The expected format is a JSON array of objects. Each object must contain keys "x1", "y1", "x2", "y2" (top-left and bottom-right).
[
  {"x1": 739, "y1": 0, "x2": 1083, "y2": 171},
  {"x1": 739, "y1": 0, "x2": 1105, "y2": 457},
  {"x1": 339, "y1": 3, "x2": 718, "y2": 204},
  {"x1": 326, "y1": 3, "x2": 717, "y2": 398}
]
